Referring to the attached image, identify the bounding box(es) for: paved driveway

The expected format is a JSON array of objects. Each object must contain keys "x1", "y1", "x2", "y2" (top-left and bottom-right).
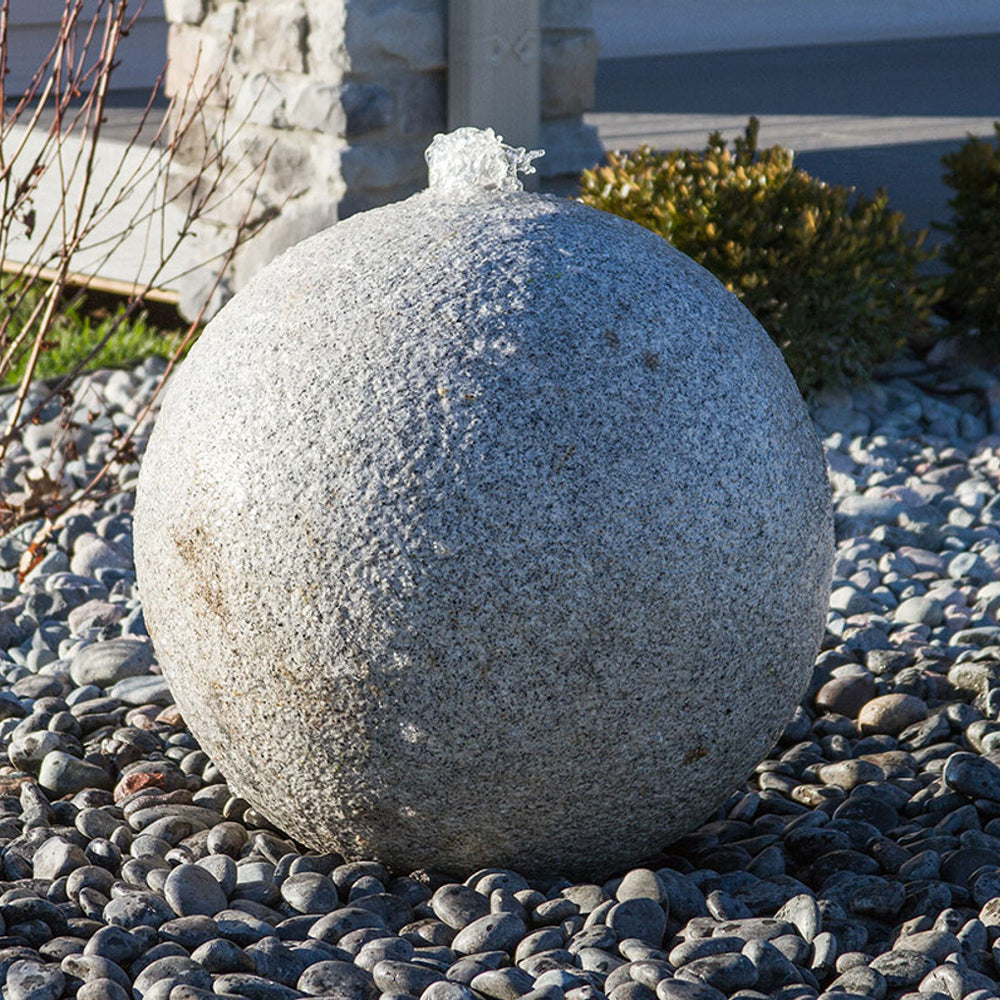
[{"x1": 586, "y1": 34, "x2": 1000, "y2": 243}]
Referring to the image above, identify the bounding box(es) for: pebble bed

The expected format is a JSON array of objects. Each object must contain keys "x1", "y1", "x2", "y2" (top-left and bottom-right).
[{"x1": 7, "y1": 356, "x2": 1000, "y2": 1000}]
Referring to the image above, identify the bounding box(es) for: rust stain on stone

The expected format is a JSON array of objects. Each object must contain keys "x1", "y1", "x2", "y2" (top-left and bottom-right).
[{"x1": 174, "y1": 523, "x2": 227, "y2": 620}]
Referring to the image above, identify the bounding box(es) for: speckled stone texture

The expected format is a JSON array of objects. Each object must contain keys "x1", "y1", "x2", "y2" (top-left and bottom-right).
[{"x1": 133, "y1": 189, "x2": 833, "y2": 879}]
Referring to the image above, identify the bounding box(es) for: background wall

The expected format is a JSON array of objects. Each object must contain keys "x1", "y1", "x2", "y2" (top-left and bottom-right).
[
  {"x1": 162, "y1": 0, "x2": 600, "y2": 315},
  {"x1": 4, "y1": 2, "x2": 168, "y2": 95}
]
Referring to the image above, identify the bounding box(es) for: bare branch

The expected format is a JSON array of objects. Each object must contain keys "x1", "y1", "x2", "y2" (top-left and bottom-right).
[{"x1": 1, "y1": 0, "x2": 281, "y2": 536}]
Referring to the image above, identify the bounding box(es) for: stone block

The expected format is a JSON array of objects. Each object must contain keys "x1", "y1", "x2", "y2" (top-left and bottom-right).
[
  {"x1": 541, "y1": 31, "x2": 598, "y2": 118},
  {"x1": 178, "y1": 268, "x2": 234, "y2": 324},
  {"x1": 336, "y1": 180, "x2": 423, "y2": 220},
  {"x1": 204, "y1": 3, "x2": 239, "y2": 40},
  {"x1": 233, "y1": 195, "x2": 340, "y2": 287},
  {"x1": 165, "y1": 24, "x2": 228, "y2": 103},
  {"x1": 300, "y1": 0, "x2": 349, "y2": 72},
  {"x1": 538, "y1": 115, "x2": 603, "y2": 176},
  {"x1": 166, "y1": 4, "x2": 240, "y2": 103},
  {"x1": 346, "y1": 0, "x2": 446, "y2": 74},
  {"x1": 340, "y1": 82, "x2": 395, "y2": 137},
  {"x1": 164, "y1": 0, "x2": 206, "y2": 25},
  {"x1": 286, "y1": 80, "x2": 348, "y2": 135},
  {"x1": 397, "y1": 72, "x2": 446, "y2": 136},
  {"x1": 254, "y1": 131, "x2": 315, "y2": 201},
  {"x1": 163, "y1": 159, "x2": 196, "y2": 214},
  {"x1": 542, "y1": 0, "x2": 593, "y2": 30},
  {"x1": 235, "y1": 73, "x2": 290, "y2": 130},
  {"x1": 173, "y1": 221, "x2": 236, "y2": 321},
  {"x1": 237, "y1": 1, "x2": 309, "y2": 75},
  {"x1": 167, "y1": 103, "x2": 225, "y2": 178},
  {"x1": 339, "y1": 141, "x2": 427, "y2": 190},
  {"x1": 135, "y1": 130, "x2": 834, "y2": 880},
  {"x1": 179, "y1": 124, "x2": 299, "y2": 230},
  {"x1": 163, "y1": 160, "x2": 209, "y2": 229},
  {"x1": 306, "y1": 132, "x2": 350, "y2": 190}
]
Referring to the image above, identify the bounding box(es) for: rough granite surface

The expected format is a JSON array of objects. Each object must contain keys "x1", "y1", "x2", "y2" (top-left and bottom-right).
[{"x1": 133, "y1": 189, "x2": 834, "y2": 879}]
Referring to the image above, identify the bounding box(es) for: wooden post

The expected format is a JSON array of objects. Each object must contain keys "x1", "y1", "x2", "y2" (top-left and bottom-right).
[{"x1": 448, "y1": 0, "x2": 541, "y2": 155}]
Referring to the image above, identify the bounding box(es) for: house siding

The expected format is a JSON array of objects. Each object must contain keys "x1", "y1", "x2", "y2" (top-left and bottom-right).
[{"x1": 4, "y1": 2, "x2": 167, "y2": 96}]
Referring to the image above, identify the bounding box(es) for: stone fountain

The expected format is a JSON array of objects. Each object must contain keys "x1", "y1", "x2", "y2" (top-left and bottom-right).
[{"x1": 133, "y1": 127, "x2": 833, "y2": 879}]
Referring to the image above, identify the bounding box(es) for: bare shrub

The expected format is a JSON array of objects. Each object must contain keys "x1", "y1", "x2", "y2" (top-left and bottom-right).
[{"x1": 0, "y1": 0, "x2": 274, "y2": 550}]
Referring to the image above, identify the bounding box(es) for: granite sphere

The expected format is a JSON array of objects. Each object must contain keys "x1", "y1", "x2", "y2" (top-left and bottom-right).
[{"x1": 133, "y1": 184, "x2": 833, "y2": 879}]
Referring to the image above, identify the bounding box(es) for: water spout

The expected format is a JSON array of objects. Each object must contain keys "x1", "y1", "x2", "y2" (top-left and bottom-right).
[{"x1": 425, "y1": 127, "x2": 544, "y2": 197}]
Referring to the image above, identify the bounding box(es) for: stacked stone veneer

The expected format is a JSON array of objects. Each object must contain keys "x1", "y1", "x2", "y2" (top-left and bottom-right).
[{"x1": 163, "y1": 0, "x2": 601, "y2": 315}]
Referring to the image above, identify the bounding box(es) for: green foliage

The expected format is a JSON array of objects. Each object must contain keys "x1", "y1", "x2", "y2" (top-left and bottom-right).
[
  {"x1": 938, "y1": 123, "x2": 1000, "y2": 342},
  {"x1": 2, "y1": 281, "x2": 190, "y2": 386},
  {"x1": 578, "y1": 118, "x2": 939, "y2": 393}
]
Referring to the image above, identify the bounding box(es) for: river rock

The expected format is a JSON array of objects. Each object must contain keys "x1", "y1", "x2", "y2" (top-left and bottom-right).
[
  {"x1": 163, "y1": 864, "x2": 229, "y2": 917},
  {"x1": 857, "y1": 694, "x2": 928, "y2": 735},
  {"x1": 133, "y1": 127, "x2": 834, "y2": 879},
  {"x1": 69, "y1": 639, "x2": 154, "y2": 688},
  {"x1": 38, "y1": 752, "x2": 113, "y2": 796}
]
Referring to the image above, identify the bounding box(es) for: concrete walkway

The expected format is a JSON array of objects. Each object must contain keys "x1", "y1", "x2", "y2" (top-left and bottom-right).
[
  {"x1": 585, "y1": 33, "x2": 1000, "y2": 240},
  {"x1": 1, "y1": 91, "x2": 185, "y2": 297}
]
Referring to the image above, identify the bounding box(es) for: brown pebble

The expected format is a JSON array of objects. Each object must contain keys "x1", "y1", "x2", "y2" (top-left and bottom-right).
[
  {"x1": 114, "y1": 770, "x2": 173, "y2": 801},
  {"x1": 155, "y1": 705, "x2": 184, "y2": 728},
  {"x1": 0, "y1": 775, "x2": 36, "y2": 794},
  {"x1": 125, "y1": 705, "x2": 162, "y2": 729},
  {"x1": 118, "y1": 761, "x2": 191, "y2": 793},
  {"x1": 815, "y1": 672, "x2": 877, "y2": 718},
  {"x1": 857, "y1": 693, "x2": 928, "y2": 735}
]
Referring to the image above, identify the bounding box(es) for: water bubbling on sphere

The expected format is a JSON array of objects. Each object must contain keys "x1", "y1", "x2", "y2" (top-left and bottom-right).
[{"x1": 425, "y1": 126, "x2": 544, "y2": 197}]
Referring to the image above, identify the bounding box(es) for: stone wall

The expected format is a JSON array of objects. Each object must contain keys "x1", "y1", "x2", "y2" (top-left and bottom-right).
[{"x1": 163, "y1": 0, "x2": 601, "y2": 317}]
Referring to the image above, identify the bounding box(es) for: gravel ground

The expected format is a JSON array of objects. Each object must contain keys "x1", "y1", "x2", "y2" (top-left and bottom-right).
[{"x1": 5, "y1": 355, "x2": 1000, "y2": 1000}]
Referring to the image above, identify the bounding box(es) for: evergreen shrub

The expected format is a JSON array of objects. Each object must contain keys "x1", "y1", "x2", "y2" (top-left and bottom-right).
[
  {"x1": 938, "y1": 123, "x2": 1000, "y2": 343},
  {"x1": 578, "y1": 118, "x2": 939, "y2": 393}
]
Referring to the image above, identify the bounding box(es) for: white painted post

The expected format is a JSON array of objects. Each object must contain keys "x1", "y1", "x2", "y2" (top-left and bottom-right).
[{"x1": 448, "y1": 0, "x2": 541, "y2": 155}]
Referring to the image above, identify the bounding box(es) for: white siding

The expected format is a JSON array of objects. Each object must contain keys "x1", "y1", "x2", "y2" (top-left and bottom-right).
[
  {"x1": 594, "y1": 0, "x2": 1000, "y2": 59},
  {"x1": 4, "y1": 1, "x2": 167, "y2": 96}
]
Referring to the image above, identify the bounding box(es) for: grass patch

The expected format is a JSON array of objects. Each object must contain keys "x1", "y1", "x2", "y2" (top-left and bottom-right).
[{"x1": 2, "y1": 280, "x2": 193, "y2": 386}]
